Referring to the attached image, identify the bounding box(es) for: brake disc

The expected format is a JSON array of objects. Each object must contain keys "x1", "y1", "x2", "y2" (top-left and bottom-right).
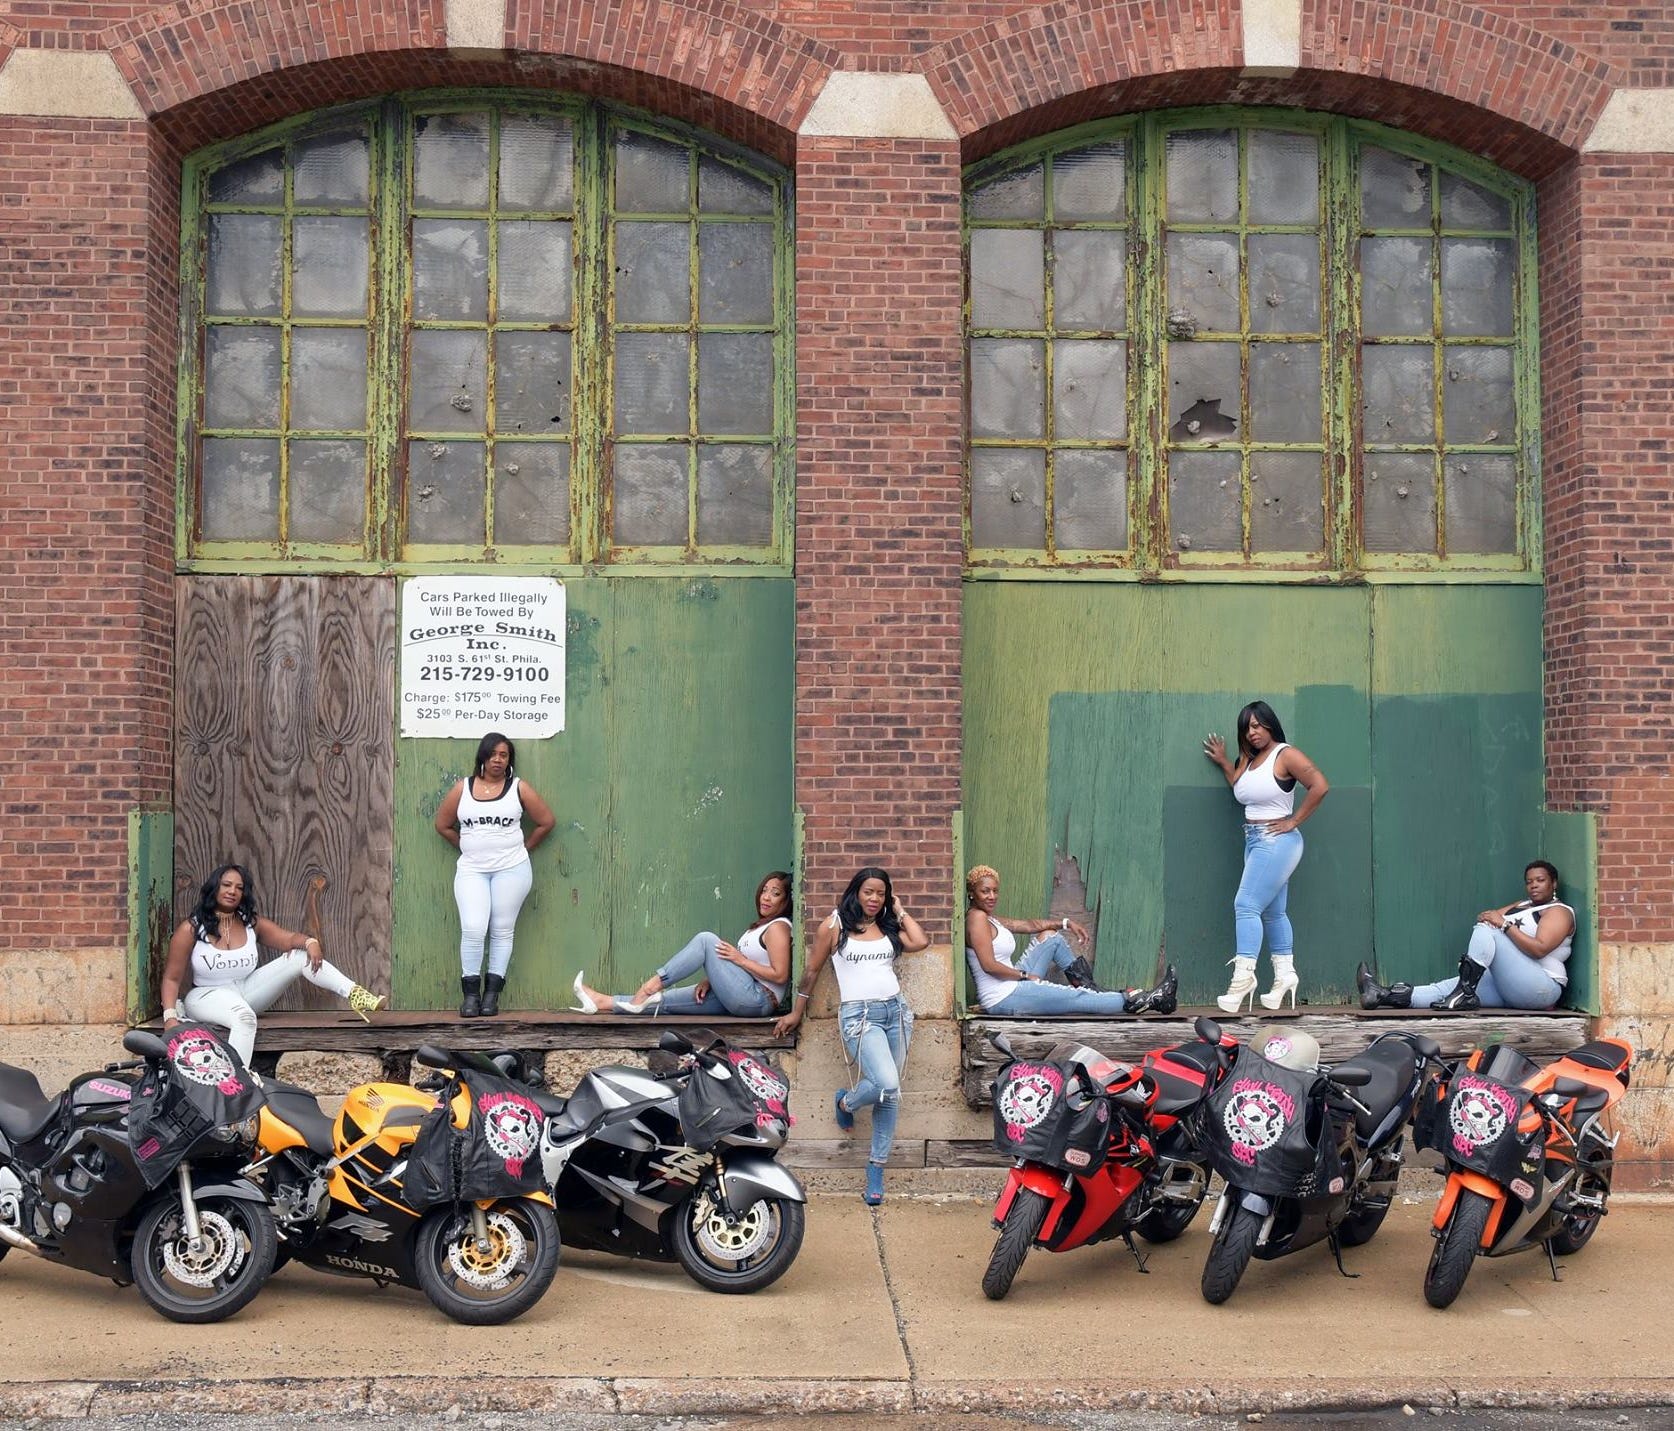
[
  {"x1": 693, "y1": 1194, "x2": 772, "y2": 1262},
  {"x1": 160, "y1": 1209, "x2": 241, "y2": 1288},
  {"x1": 446, "y1": 1210, "x2": 528, "y2": 1289}
]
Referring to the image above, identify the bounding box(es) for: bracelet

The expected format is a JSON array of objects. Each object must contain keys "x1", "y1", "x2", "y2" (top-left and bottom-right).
[
  {"x1": 1061, "y1": 917, "x2": 1069, "y2": 931},
  {"x1": 794, "y1": 990, "x2": 810, "y2": 1001}
]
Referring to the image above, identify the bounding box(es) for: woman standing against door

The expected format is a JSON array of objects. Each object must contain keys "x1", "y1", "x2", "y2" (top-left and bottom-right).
[{"x1": 434, "y1": 732, "x2": 556, "y2": 1017}]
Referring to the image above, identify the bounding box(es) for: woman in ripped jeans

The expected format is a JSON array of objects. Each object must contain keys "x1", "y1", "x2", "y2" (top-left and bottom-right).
[{"x1": 775, "y1": 866, "x2": 929, "y2": 1205}]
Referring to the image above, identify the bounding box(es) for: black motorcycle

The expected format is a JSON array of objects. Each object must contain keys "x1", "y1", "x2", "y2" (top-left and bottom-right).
[
  {"x1": 531, "y1": 1028, "x2": 806, "y2": 1294},
  {"x1": 0, "y1": 1025, "x2": 276, "y2": 1322},
  {"x1": 1200, "y1": 1027, "x2": 1437, "y2": 1304}
]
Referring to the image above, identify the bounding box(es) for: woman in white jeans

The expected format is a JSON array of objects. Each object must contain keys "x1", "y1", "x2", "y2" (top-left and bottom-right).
[
  {"x1": 159, "y1": 864, "x2": 382, "y2": 1064},
  {"x1": 434, "y1": 731, "x2": 556, "y2": 1017}
]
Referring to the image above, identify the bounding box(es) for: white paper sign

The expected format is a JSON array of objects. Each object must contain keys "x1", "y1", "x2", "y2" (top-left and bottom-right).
[{"x1": 400, "y1": 577, "x2": 566, "y2": 739}]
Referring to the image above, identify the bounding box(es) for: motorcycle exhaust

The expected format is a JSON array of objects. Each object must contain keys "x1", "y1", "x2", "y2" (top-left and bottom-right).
[{"x1": 0, "y1": 1221, "x2": 41, "y2": 1256}]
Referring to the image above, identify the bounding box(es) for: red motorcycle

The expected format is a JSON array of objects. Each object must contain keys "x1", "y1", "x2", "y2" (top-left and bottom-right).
[{"x1": 982, "y1": 1016, "x2": 1234, "y2": 1299}]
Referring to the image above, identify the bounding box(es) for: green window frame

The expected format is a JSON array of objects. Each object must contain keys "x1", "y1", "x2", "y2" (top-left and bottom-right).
[
  {"x1": 964, "y1": 108, "x2": 1539, "y2": 580},
  {"x1": 176, "y1": 92, "x2": 794, "y2": 573}
]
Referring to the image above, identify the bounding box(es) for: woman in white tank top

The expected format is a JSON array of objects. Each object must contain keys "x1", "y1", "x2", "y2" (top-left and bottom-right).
[
  {"x1": 1202, "y1": 700, "x2": 1330, "y2": 1014},
  {"x1": 571, "y1": 871, "x2": 793, "y2": 1017},
  {"x1": 774, "y1": 867, "x2": 930, "y2": 1206}
]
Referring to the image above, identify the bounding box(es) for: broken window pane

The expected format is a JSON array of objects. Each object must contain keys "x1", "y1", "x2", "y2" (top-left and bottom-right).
[
  {"x1": 1052, "y1": 230, "x2": 1125, "y2": 332},
  {"x1": 613, "y1": 444, "x2": 689, "y2": 545},
  {"x1": 1249, "y1": 451, "x2": 1324, "y2": 551},
  {"x1": 1052, "y1": 340, "x2": 1127, "y2": 441},
  {"x1": 1439, "y1": 171, "x2": 1511, "y2": 231},
  {"x1": 1053, "y1": 142, "x2": 1125, "y2": 221},
  {"x1": 1444, "y1": 453, "x2": 1516, "y2": 553},
  {"x1": 970, "y1": 338, "x2": 1045, "y2": 440},
  {"x1": 1166, "y1": 130, "x2": 1237, "y2": 224},
  {"x1": 290, "y1": 328, "x2": 368, "y2": 432},
  {"x1": 204, "y1": 327, "x2": 281, "y2": 429},
  {"x1": 1248, "y1": 233, "x2": 1321, "y2": 335},
  {"x1": 1363, "y1": 451, "x2": 1437, "y2": 552},
  {"x1": 699, "y1": 221, "x2": 774, "y2": 324},
  {"x1": 970, "y1": 229, "x2": 1045, "y2": 329},
  {"x1": 200, "y1": 438, "x2": 280, "y2": 541},
  {"x1": 698, "y1": 332, "x2": 774, "y2": 435},
  {"x1": 697, "y1": 444, "x2": 774, "y2": 545},
  {"x1": 698, "y1": 157, "x2": 773, "y2": 215},
  {"x1": 1249, "y1": 342, "x2": 1321, "y2": 444},
  {"x1": 409, "y1": 330, "x2": 487, "y2": 433},
  {"x1": 614, "y1": 222, "x2": 690, "y2": 324},
  {"x1": 499, "y1": 114, "x2": 574, "y2": 212},
  {"x1": 1441, "y1": 238, "x2": 1515, "y2": 337},
  {"x1": 293, "y1": 130, "x2": 370, "y2": 207},
  {"x1": 292, "y1": 216, "x2": 369, "y2": 319},
  {"x1": 614, "y1": 332, "x2": 690, "y2": 435},
  {"x1": 969, "y1": 163, "x2": 1043, "y2": 220},
  {"x1": 1442, "y1": 346, "x2": 1515, "y2": 445},
  {"x1": 1360, "y1": 147, "x2": 1431, "y2": 228},
  {"x1": 413, "y1": 218, "x2": 488, "y2": 322},
  {"x1": 413, "y1": 112, "x2": 490, "y2": 210},
  {"x1": 405, "y1": 439, "x2": 486, "y2": 543},
  {"x1": 615, "y1": 131, "x2": 689, "y2": 213},
  {"x1": 287, "y1": 439, "x2": 365, "y2": 544},
  {"x1": 206, "y1": 214, "x2": 282, "y2": 318},
  {"x1": 1168, "y1": 450, "x2": 1242, "y2": 552},
  {"x1": 1247, "y1": 131, "x2": 1319, "y2": 226},
  {"x1": 493, "y1": 442, "x2": 570, "y2": 546},
  {"x1": 208, "y1": 148, "x2": 283, "y2": 205},
  {"x1": 497, "y1": 220, "x2": 572, "y2": 322},
  {"x1": 1361, "y1": 344, "x2": 1436, "y2": 444},
  {"x1": 1359, "y1": 236, "x2": 1434, "y2": 338},
  {"x1": 1053, "y1": 449, "x2": 1127, "y2": 550},
  {"x1": 1166, "y1": 232, "x2": 1240, "y2": 332},
  {"x1": 1166, "y1": 341, "x2": 1240, "y2": 445},
  {"x1": 494, "y1": 331, "x2": 571, "y2": 435},
  {"x1": 970, "y1": 448, "x2": 1046, "y2": 548}
]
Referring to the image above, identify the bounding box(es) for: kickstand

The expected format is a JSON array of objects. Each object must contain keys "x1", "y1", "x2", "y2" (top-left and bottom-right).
[
  {"x1": 1545, "y1": 1240, "x2": 1564, "y2": 1282},
  {"x1": 1328, "y1": 1231, "x2": 1360, "y2": 1279},
  {"x1": 1122, "y1": 1230, "x2": 1150, "y2": 1274}
]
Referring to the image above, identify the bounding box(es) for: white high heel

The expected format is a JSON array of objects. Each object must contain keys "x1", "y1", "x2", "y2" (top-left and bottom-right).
[
  {"x1": 1259, "y1": 955, "x2": 1299, "y2": 1011},
  {"x1": 1216, "y1": 956, "x2": 1258, "y2": 1014},
  {"x1": 570, "y1": 971, "x2": 600, "y2": 1014}
]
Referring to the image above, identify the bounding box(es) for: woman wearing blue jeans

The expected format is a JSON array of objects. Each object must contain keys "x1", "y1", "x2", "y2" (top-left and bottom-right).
[
  {"x1": 1202, "y1": 701, "x2": 1330, "y2": 1013},
  {"x1": 774, "y1": 867, "x2": 929, "y2": 1205}
]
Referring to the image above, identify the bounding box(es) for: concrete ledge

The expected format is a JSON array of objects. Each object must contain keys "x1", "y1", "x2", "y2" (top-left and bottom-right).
[
  {"x1": 0, "y1": 49, "x2": 143, "y2": 119},
  {"x1": 1584, "y1": 89, "x2": 1674, "y2": 153}
]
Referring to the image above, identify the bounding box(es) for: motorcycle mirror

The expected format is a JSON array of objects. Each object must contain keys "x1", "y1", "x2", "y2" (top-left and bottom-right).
[
  {"x1": 1331, "y1": 1063, "x2": 1373, "y2": 1087},
  {"x1": 122, "y1": 1029, "x2": 168, "y2": 1059},
  {"x1": 990, "y1": 1032, "x2": 1015, "y2": 1059},
  {"x1": 1194, "y1": 1016, "x2": 1223, "y2": 1045},
  {"x1": 491, "y1": 1052, "x2": 521, "y2": 1078},
  {"x1": 414, "y1": 1044, "x2": 452, "y2": 1070},
  {"x1": 1551, "y1": 1076, "x2": 1590, "y2": 1099},
  {"x1": 1413, "y1": 1035, "x2": 1441, "y2": 1061},
  {"x1": 658, "y1": 1029, "x2": 694, "y2": 1054}
]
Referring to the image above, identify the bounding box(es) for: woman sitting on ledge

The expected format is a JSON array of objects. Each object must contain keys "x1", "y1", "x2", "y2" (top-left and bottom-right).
[
  {"x1": 1357, "y1": 859, "x2": 1575, "y2": 1012},
  {"x1": 965, "y1": 865, "x2": 1176, "y2": 1016}
]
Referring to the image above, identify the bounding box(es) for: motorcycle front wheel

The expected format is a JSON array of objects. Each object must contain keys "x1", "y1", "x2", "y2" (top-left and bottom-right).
[
  {"x1": 1424, "y1": 1188, "x2": 1491, "y2": 1309},
  {"x1": 981, "y1": 1187, "x2": 1050, "y2": 1301},
  {"x1": 414, "y1": 1199, "x2": 561, "y2": 1325},
  {"x1": 1200, "y1": 1204, "x2": 1262, "y2": 1305},
  {"x1": 671, "y1": 1190, "x2": 806, "y2": 1294},
  {"x1": 130, "y1": 1194, "x2": 277, "y2": 1323}
]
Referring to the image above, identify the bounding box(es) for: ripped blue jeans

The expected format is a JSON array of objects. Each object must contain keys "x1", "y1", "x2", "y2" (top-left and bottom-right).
[{"x1": 839, "y1": 995, "x2": 914, "y2": 1166}]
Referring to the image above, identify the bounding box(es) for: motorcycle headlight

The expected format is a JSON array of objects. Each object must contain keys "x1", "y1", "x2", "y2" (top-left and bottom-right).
[{"x1": 214, "y1": 1115, "x2": 260, "y2": 1144}]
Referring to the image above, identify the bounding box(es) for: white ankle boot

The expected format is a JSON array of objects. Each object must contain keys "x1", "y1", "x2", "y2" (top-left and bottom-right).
[
  {"x1": 1260, "y1": 954, "x2": 1299, "y2": 1011},
  {"x1": 1217, "y1": 956, "x2": 1258, "y2": 1014}
]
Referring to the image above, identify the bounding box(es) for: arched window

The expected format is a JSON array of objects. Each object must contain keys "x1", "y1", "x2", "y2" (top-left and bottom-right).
[
  {"x1": 179, "y1": 95, "x2": 792, "y2": 568},
  {"x1": 964, "y1": 111, "x2": 1536, "y2": 576}
]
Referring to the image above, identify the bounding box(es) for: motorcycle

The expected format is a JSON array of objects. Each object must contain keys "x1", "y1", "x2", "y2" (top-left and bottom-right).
[
  {"x1": 1200, "y1": 1026, "x2": 1437, "y2": 1305},
  {"x1": 530, "y1": 1027, "x2": 806, "y2": 1294},
  {"x1": 981, "y1": 1015, "x2": 1234, "y2": 1300},
  {"x1": 1414, "y1": 1034, "x2": 1633, "y2": 1309},
  {"x1": 249, "y1": 1043, "x2": 560, "y2": 1324},
  {"x1": 0, "y1": 1025, "x2": 276, "y2": 1322}
]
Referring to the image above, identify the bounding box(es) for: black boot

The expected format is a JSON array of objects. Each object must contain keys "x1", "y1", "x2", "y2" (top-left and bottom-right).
[
  {"x1": 1436, "y1": 956, "x2": 1485, "y2": 1012},
  {"x1": 1122, "y1": 964, "x2": 1178, "y2": 1015},
  {"x1": 1356, "y1": 961, "x2": 1413, "y2": 1010},
  {"x1": 460, "y1": 975, "x2": 482, "y2": 1018},
  {"x1": 1065, "y1": 956, "x2": 1101, "y2": 990},
  {"x1": 481, "y1": 973, "x2": 505, "y2": 1017}
]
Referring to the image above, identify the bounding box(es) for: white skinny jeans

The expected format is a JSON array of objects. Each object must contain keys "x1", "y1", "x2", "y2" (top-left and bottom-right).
[
  {"x1": 454, "y1": 860, "x2": 533, "y2": 979},
  {"x1": 181, "y1": 949, "x2": 356, "y2": 1063}
]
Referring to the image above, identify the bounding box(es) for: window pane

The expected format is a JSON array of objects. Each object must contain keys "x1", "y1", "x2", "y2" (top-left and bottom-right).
[
  {"x1": 1361, "y1": 146, "x2": 1430, "y2": 228},
  {"x1": 1361, "y1": 345, "x2": 1435, "y2": 444},
  {"x1": 1364, "y1": 451, "x2": 1437, "y2": 552},
  {"x1": 699, "y1": 222, "x2": 774, "y2": 324},
  {"x1": 1053, "y1": 340, "x2": 1126, "y2": 441},
  {"x1": 1360, "y1": 237, "x2": 1433, "y2": 337},
  {"x1": 1441, "y1": 238, "x2": 1515, "y2": 337},
  {"x1": 413, "y1": 112, "x2": 490, "y2": 210},
  {"x1": 970, "y1": 338, "x2": 1044, "y2": 440},
  {"x1": 697, "y1": 445, "x2": 773, "y2": 545},
  {"x1": 208, "y1": 148, "x2": 283, "y2": 205},
  {"x1": 291, "y1": 328, "x2": 368, "y2": 432},
  {"x1": 698, "y1": 332, "x2": 774, "y2": 434},
  {"x1": 1444, "y1": 454, "x2": 1516, "y2": 553},
  {"x1": 201, "y1": 438, "x2": 280, "y2": 540},
  {"x1": 616, "y1": 131, "x2": 688, "y2": 213},
  {"x1": 1249, "y1": 451, "x2": 1324, "y2": 551},
  {"x1": 970, "y1": 229, "x2": 1044, "y2": 329},
  {"x1": 1247, "y1": 131, "x2": 1318, "y2": 225},
  {"x1": 288, "y1": 439, "x2": 365, "y2": 543},
  {"x1": 1166, "y1": 342, "x2": 1241, "y2": 444},
  {"x1": 1440, "y1": 172, "x2": 1510, "y2": 231},
  {"x1": 1248, "y1": 342, "x2": 1321, "y2": 443},
  {"x1": 292, "y1": 216, "x2": 369, "y2": 318},
  {"x1": 406, "y1": 439, "x2": 485, "y2": 543},
  {"x1": 413, "y1": 218, "x2": 488, "y2": 321},
  {"x1": 1248, "y1": 233, "x2": 1320, "y2": 334},
  {"x1": 498, "y1": 221, "x2": 573, "y2": 323},
  {"x1": 1442, "y1": 346, "x2": 1515, "y2": 445},
  {"x1": 699, "y1": 157, "x2": 773, "y2": 215},
  {"x1": 970, "y1": 448, "x2": 1045, "y2": 547},
  {"x1": 494, "y1": 331, "x2": 571, "y2": 435},
  {"x1": 615, "y1": 222, "x2": 690, "y2": 324},
  {"x1": 206, "y1": 214, "x2": 282, "y2": 317},
  {"x1": 494, "y1": 443, "x2": 570, "y2": 546},
  {"x1": 969, "y1": 162, "x2": 1043, "y2": 220},
  {"x1": 614, "y1": 332, "x2": 690, "y2": 434},
  {"x1": 1166, "y1": 130, "x2": 1237, "y2": 223},
  {"x1": 1054, "y1": 449, "x2": 1127, "y2": 550},
  {"x1": 409, "y1": 330, "x2": 487, "y2": 433},
  {"x1": 1052, "y1": 142, "x2": 1124, "y2": 221},
  {"x1": 1053, "y1": 231, "x2": 1125, "y2": 332},
  {"x1": 1166, "y1": 232, "x2": 1240, "y2": 332},
  {"x1": 499, "y1": 114, "x2": 574, "y2": 212},
  {"x1": 293, "y1": 130, "x2": 370, "y2": 207},
  {"x1": 203, "y1": 327, "x2": 281, "y2": 429},
  {"x1": 1168, "y1": 450, "x2": 1242, "y2": 551},
  {"x1": 613, "y1": 445, "x2": 688, "y2": 544}
]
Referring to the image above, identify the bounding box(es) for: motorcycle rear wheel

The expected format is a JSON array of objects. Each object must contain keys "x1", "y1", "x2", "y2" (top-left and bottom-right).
[
  {"x1": 130, "y1": 1194, "x2": 277, "y2": 1324},
  {"x1": 1200, "y1": 1204, "x2": 1262, "y2": 1305},
  {"x1": 414, "y1": 1199, "x2": 561, "y2": 1325},
  {"x1": 981, "y1": 1187, "x2": 1050, "y2": 1301},
  {"x1": 671, "y1": 1191, "x2": 806, "y2": 1294},
  {"x1": 1424, "y1": 1188, "x2": 1491, "y2": 1309},
  {"x1": 1548, "y1": 1143, "x2": 1612, "y2": 1256},
  {"x1": 1135, "y1": 1194, "x2": 1205, "y2": 1245}
]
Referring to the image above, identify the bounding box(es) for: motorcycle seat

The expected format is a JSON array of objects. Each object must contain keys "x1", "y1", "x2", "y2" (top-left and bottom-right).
[
  {"x1": 1562, "y1": 1041, "x2": 1632, "y2": 1076},
  {"x1": 528, "y1": 1089, "x2": 568, "y2": 1120},
  {"x1": 1157, "y1": 1041, "x2": 1223, "y2": 1078},
  {"x1": 265, "y1": 1087, "x2": 335, "y2": 1156},
  {"x1": 0, "y1": 1063, "x2": 60, "y2": 1143},
  {"x1": 1344, "y1": 1040, "x2": 1417, "y2": 1142}
]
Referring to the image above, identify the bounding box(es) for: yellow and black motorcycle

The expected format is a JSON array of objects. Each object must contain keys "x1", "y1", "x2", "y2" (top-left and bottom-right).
[{"x1": 249, "y1": 1043, "x2": 559, "y2": 1324}]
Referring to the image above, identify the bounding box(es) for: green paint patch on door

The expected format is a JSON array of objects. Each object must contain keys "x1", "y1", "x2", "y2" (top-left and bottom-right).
[{"x1": 392, "y1": 576, "x2": 793, "y2": 1010}]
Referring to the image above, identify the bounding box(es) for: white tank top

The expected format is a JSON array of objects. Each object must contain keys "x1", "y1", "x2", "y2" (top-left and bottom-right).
[
  {"x1": 456, "y1": 776, "x2": 530, "y2": 873},
  {"x1": 190, "y1": 923, "x2": 260, "y2": 988},
  {"x1": 966, "y1": 916, "x2": 1020, "y2": 1009},
  {"x1": 737, "y1": 915, "x2": 791, "y2": 1000},
  {"x1": 1233, "y1": 742, "x2": 1296, "y2": 822},
  {"x1": 826, "y1": 911, "x2": 901, "y2": 1002},
  {"x1": 1505, "y1": 900, "x2": 1576, "y2": 984}
]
